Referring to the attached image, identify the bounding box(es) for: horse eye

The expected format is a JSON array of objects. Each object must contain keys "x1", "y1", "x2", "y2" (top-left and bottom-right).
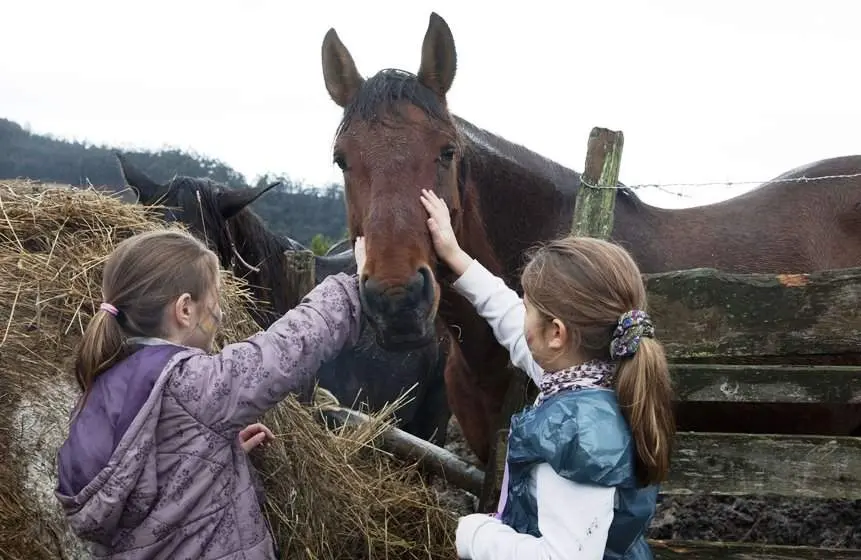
[
  {"x1": 439, "y1": 146, "x2": 456, "y2": 162},
  {"x1": 333, "y1": 154, "x2": 347, "y2": 171}
]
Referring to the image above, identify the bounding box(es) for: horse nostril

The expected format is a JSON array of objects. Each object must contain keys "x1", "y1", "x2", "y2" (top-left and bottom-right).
[
  {"x1": 361, "y1": 276, "x2": 380, "y2": 304},
  {"x1": 418, "y1": 265, "x2": 435, "y2": 304}
]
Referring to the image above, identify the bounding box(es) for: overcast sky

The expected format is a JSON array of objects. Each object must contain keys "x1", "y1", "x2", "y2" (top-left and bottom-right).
[{"x1": 1, "y1": 0, "x2": 858, "y2": 208}]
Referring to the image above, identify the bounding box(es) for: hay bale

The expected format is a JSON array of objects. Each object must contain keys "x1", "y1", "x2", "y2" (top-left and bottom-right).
[
  {"x1": 0, "y1": 180, "x2": 458, "y2": 560},
  {"x1": 0, "y1": 179, "x2": 259, "y2": 559}
]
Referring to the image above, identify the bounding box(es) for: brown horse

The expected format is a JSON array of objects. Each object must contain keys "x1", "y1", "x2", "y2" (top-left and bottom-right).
[{"x1": 320, "y1": 12, "x2": 861, "y2": 463}]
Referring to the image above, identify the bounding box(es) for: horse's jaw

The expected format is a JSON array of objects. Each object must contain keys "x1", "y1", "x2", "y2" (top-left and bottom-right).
[{"x1": 360, "y1": 311, "x2": 437, "y2": 352}]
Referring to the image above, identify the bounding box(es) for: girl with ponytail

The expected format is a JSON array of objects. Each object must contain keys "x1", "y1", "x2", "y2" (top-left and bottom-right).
[
  {"x1": 421, "y1": 190, "x2": 674, "y2": 560},
  {"x1": 56, "y1": 229, "x2": 366, "y2": 559}
]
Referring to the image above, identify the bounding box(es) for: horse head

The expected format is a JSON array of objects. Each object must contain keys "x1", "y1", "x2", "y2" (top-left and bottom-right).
[
  {"x1": 115, "y1": 153, "x2": 281, "y2": 265},
  {"x1": 116, "y1": 152, "x2": 279, "y2": 222},
  {"x1": 321, "y1": 12, "x2": 463, "y2": 351}
]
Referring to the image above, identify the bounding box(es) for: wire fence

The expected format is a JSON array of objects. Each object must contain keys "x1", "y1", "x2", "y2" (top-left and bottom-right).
[{"x1": 581, "y1": 171, "x2": 861, "y2": 198}]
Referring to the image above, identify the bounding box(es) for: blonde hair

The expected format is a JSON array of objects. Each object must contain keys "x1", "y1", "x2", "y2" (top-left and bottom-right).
[
  {"x1": 520, "y1": 236, "x2": 675, "y2": 486},
  {"x1": 75, "y1": 230, "x2": 219, "y2": 406}
]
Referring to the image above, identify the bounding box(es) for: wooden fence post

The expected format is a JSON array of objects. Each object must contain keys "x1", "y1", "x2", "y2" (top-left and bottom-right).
[
  {"x1": 572, "y1": 127, "x2": 624, "y2": 238},
  {"x1": 477, "y1": 126, "x2": 625, "y2": 513},
  {"x1": 283, "y1": 249, "x2": 316, "y2": 307}
]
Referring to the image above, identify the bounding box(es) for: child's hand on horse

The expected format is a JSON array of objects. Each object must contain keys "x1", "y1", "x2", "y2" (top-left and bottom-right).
[
  {"x1": 354, "y1": 236, "x2": 366, "y2": 274},
  {"x1": 420, "y1": 189, "x2": 471, "y2": 275}
]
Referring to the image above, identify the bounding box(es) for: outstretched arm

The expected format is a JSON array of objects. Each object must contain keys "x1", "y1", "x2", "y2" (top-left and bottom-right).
[
  {"x1": 421, "y1": 189, "x2": 543, "y2": 384},
  {"x1": 168, "y1": 272, "x2": 362, "y2": 431},
  {"x1": 452, "y1": 259, "x2": 543, "y2": 385}
]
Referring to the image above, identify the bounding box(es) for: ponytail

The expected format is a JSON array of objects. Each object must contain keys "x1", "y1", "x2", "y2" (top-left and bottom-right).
[
  {"x1": 73, "y1": 308, "x2": 130, "y2": 412},
  {"x1": 614, "y1": 337, "x2": 675, "y2": 487}
]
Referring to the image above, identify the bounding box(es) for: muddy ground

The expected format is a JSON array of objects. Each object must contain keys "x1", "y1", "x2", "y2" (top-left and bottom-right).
[{"x1": 436, "y1": 418, "x2": 861, "y2": 549}]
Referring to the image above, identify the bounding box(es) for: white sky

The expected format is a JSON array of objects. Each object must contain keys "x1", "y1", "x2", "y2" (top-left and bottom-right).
[{"x1": 1, "y1": 0, "x2": 858, "y2": 208}]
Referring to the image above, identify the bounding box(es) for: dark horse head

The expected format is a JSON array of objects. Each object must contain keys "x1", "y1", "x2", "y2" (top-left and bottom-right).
[
  {"x1": 115, "y1": 153, "x2": 295, "y2": 326},
  {"x1": 321, "y1": 13, "x2": 465, "y2": 351},
  {"x1": 116, "y1": 153, "x2": 281, "y2": 228}
]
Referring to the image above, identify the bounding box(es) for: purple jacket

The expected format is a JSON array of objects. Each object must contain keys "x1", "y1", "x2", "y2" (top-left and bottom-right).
[{"x1": 55, "y1": 273, "x2": 361, "y2": 559}]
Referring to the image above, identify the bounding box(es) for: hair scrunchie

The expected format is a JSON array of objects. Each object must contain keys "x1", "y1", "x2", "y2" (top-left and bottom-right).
[
  {"x1": 99, "y1": 302, "x2": 119, "y2": 317},
  {"x1": 609, "y1": 309, "x2": 655, "y2": 359}
]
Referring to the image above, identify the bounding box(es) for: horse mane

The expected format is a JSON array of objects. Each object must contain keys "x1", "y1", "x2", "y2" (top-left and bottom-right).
[
  {"x1": 453, "y1": 116, "x2": 641, "y2": 205},
  {"x1": 166, "y1": 175, "x2": 294, "y2": 323},
  {"x1": 337, "y1": 69, "x2": 451, "y2": 136}
]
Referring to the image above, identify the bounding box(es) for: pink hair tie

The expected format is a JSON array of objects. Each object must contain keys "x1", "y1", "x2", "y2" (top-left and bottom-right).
[{"x1": 99, "y1": 302, "x2": 119, "y2": 317}]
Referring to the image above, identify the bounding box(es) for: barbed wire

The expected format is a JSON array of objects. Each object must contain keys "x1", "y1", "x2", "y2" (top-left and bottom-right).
[{"x1": 580, "y1": 171, "x2": 861, "y2": 198}]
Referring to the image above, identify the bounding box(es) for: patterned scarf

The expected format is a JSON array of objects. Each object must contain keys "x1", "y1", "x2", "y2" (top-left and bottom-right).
[{"x1": 536, "y1": 359, "x2": 615, "y2": 405}]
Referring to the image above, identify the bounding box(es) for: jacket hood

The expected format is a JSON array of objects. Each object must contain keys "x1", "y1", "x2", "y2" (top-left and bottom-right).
[{"x1": 55, "y1": 345, "x2": 188, "y2": 544}]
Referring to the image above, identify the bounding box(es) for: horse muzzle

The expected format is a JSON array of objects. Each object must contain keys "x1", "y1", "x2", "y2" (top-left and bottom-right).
[{"x1": 359, "y1": 266, "x2": 437, "y2": 350}]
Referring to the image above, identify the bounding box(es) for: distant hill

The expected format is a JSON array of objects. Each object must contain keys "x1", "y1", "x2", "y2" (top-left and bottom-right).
[{"x1": 0, "y1": 118, "x2": 348, "y2": 247}]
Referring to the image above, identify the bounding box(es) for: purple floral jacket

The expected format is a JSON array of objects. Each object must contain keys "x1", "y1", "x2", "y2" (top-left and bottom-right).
[{"x1": 55, "y1": 273, "x2": 362, "y2": 559}]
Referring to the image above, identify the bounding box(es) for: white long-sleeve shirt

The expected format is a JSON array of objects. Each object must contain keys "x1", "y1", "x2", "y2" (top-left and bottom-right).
[{"x1": 452, "y1": 259, "x2": 616, "y2": 560}]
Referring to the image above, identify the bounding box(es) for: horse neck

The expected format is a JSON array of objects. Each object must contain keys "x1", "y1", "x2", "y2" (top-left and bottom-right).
[
  {"x1": 437, "y1": 123, "x2": 659, "y2": 376},
  {"x1": 453, "y1": 122, "x2": 577, "y2": 286},
  {"x1": 452, "y1": 117, "x2": 658, "y2": 280}
]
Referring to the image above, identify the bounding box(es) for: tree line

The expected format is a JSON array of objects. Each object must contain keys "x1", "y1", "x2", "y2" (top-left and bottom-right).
[{"x1": 0, "y1": 118, "x2": 347, "y2": 249}]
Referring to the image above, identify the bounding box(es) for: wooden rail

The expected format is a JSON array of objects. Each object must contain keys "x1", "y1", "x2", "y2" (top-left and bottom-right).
[
  {"x1": 320, "y1": 404, "x2": 485, "y2": 496},
  {"x1": 670, "y1": 364, "x2": 861, "y2": 403},
  {"x1": 651, "y1": 540, "x2": 861, "y2": 559},
  {"x1": 315, "y1": 401, "x2": 861, "y2": 501},
  {"x1": 663, "y1": 432, "x2": 861, "y2": 499},
  {"x1": 645, "y1": 266, "x2": 861, "y2": 360}
]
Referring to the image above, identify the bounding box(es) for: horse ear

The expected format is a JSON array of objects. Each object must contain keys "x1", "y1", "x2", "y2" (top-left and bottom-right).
[
  {"x1": 322, "y1": 28, "x2": 365, "y2": 108},
  {"x1": 285, "y1": 236, "x2": 308, "y2": 251},
  {"x1": 115, "y1": 152, "x2": 168, "y2": 204},
  {"x1": 114, "y1": 187, "x2": 141, "y2": 205},
  {"x1": 417, "y1": 12, "x2": 457, "y2": 97},
  {"x1": 217, "y1": 181, "x2": 281, "y2": 220}
]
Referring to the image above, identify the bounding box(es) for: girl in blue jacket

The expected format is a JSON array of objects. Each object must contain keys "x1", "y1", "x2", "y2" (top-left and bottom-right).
[{"x1": 421, "y1": 190, "x2": 675, "y2": 560}]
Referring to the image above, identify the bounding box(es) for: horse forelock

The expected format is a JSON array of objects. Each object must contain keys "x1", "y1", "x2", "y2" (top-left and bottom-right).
[{"x1": 335, "y1": 69, "x2": 451, "y2": 139}]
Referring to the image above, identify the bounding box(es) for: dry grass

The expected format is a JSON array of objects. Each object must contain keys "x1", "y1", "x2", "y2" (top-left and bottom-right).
[
  {"x1": 256, "y1": 387, "x2": 457, "y2": 559},
  {"x1": 0, "y1": 179, "x2": 457, "y2": 560}
]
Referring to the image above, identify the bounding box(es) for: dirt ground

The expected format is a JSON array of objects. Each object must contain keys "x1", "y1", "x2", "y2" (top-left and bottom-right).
[{"x1": 437, "y1": 418, "x2": 861, "y2": 549}]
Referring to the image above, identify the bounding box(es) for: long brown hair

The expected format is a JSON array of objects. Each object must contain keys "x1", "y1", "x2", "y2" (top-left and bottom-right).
[
  {"x1": 520, "y1": 236, "x2": 675, "y2": 486},
  {"x1": 75, "y1": 229, "x2": 219, "y2": 407}
]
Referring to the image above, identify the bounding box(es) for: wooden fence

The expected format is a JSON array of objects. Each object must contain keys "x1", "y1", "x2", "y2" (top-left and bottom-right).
[{"x1": 284, "y1": 127, "x2": 861, "y2": 559}]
